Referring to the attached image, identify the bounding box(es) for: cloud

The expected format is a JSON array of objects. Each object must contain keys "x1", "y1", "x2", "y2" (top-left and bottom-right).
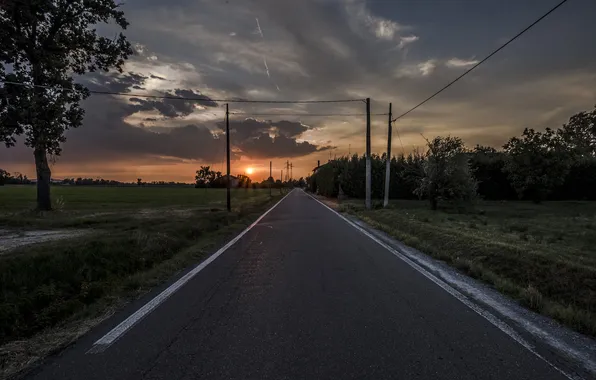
[
  {"x1": 272, "y1": 120, "x2": 310, "y2": 138},
  {"x1": 418, "y1": 60, "x2": 437, "y2": 76},
  {"x1": 128, "y1": 89, "x2": 218, "y2": 118},
  {"x1": 238, "y1": 133, "x2": 330, "y2": 159},
  {"x1": 398, "y1": 35, "x2": 419, "y2": 49},
  {"x1": 0, "y1": 97, "x2": 227, "y2": 166},
  {"x1": 82, "y1": 71, "x2": 148, "y2": 93},
  {"x1": 345, "y1": 0, "x2": 407, "y2": 41},
  {"x1": 446, "y1": 58, "x2": 479, "y2": 68},
  {"x1": 150, "y1": 74, "x2": 167, "y2": 80},
  {"x1": 373, "y1": 19, "x2": 402, "y2": 40},
  {"x1": 214, "y1": 118, "x2": 326, "y2": 159}
]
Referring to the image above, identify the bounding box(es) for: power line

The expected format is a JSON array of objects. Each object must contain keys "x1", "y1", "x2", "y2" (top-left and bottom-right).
[
  {"x1": 391, "y1": 0, "x2": 570, "y2": 123},
  {"x1": 392, "y1": 121, "x2": 405, "y2": 154},
  {"x1": 229, "y1": 112, "x2": 388, "y2": 117},
  {"x1": 0, "y1": 80, "x2": 365, "y2": 104}
]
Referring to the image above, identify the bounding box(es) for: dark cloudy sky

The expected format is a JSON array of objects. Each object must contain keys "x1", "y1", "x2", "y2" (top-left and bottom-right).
[{"x1": 1, "y1": 0, "x2": 595, "y2": 182}]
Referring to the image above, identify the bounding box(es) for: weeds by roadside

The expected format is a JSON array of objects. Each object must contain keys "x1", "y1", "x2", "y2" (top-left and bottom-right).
[
  {"x1": 0, "y1": 189, "x2": 281, "y2": 379},
  {"x1": 337, "y1": 199, "x2": 596, "y2": 337}
]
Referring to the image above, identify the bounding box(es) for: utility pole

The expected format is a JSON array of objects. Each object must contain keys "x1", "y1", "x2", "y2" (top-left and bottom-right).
[
  {"x1": 280, "y1": 170, "x2": 283, "y2": 194},
  {"x1": 384, "y1": 103, "x2": 393, "y2": 208},
  {"x1": 269, "y1": 161, "x2": 272, "y2": 197},
  {"x1": 225, "y1": 103, "x2": 231, "y2": 212},
  {"x1": 365, "y1": 97, "x2": 372, "y2": 210},
  {"x1": 286, "y1": 160, "x2": 290, "y2": 182},
  {"x1": 290, "y1": 163, "x2": 293, "y2": 182}
]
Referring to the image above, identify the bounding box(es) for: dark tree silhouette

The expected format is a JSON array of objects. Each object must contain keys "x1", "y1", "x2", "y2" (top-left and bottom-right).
[{"x1": 0, "y1": 0, "x2": 133, "y2": 209}]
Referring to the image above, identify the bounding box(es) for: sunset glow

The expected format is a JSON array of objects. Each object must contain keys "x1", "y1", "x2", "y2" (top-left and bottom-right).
[{"x1": 1, "y1": 1, "x2": 595, "y2": 184}]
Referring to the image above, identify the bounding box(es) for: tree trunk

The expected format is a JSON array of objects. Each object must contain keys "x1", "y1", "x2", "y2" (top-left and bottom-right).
[
  {"x1": 430, "y1": 196, "x2": 438, "y2": 210},
  {"x1": 429, "y1": 182, "x2": 438, "y2": 210},
  {"x1": 34, "y1": 148, "x2": 52, "y2": 210}
]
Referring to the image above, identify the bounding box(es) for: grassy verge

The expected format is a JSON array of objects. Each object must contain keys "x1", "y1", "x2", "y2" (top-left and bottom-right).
[
  {"x1": 0, "y1": 187, "x2": 283, "y2": 378},
  {"x1": 336, "y1": 199, "x2": 596, "y2": 337}
]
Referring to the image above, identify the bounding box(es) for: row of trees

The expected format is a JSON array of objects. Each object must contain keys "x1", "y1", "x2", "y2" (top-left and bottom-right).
[
  {"x1": 194, "y1": 166, "x2": 307, "y2": 189},
  {"x1": 309, "y1": 106, "x2": 596, "y2": 209},
  {"x1": 0, "y1": 170, "x2": 32, "y2": 185},
  {"x1": 0, "y1": 170, "x2": 192, "y2": 187},
  {"x1": 194, "y1": 166, "x2": 252, "y2": 189}
]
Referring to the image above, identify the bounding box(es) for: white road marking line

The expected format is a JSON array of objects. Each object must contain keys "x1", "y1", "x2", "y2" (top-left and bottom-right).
[
  {"x1": 87, "y1": 190, "x2": 295, "y2": 354},
  {"x1": 304, "y1": 190, "x2": 583, "y2": 380}
]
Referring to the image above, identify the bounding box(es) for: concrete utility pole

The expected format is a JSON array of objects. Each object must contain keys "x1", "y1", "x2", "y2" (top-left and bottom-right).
[
  {"x1": 365, "y1": 97, "x2": 372, "y2": 210},
  {"x1": 286, "y1": 161, "x2": 290, "y2": 182},
  {"x1": 384, "y1": 103, "x2": 393, "y2": 208},
  {"x1": 225, "y1": 103, "x2": 231, "y2": 212}
]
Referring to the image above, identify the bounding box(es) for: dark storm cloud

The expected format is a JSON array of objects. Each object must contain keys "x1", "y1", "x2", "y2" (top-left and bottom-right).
[
  {"x1": 82, "y1": 71, "x2": 148, "y2": 93},
  {"x1": 67, "y1": 97, "x2": 226, "y2": 163},
  {"x1": 239, "y1": 132, "x2": 330, "y2": 159},
  {"x1": 150, "y1": 74, "x2": 167, "y2": 80},
  {"x1": 272, "y1": 120, "x2": 310, "y2": 138},
  {"x1": 128, "y1": 89, "x2": 218, "y2": 118},
  {"x1": 214, "y1": 118, "x2": 324, "y2": 159},
  {"x1": 0, "y1": 95, "x2": 226, "y2": 165}
]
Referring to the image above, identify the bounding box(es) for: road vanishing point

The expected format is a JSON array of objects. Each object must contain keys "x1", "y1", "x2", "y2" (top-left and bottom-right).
[{"x1": 27, "y1": 190, "x2": 580, "y2": 380}]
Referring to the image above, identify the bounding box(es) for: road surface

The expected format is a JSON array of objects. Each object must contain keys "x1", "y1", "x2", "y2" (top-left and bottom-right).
[{"x1": 27, "y1": 189, "x2": 569, "y2": 380}]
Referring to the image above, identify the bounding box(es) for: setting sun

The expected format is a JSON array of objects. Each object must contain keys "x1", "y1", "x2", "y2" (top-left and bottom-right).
[{"x1": 246, "y1": 167, "x2": 254, "y2": 175}]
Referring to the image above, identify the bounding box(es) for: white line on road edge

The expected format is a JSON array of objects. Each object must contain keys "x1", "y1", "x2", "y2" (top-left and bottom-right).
[
  {"x1": 87, "y1": 189, "x2": 295, "y2": 354},
  {"x1": 304, "y1": 190, "x2": 583, "y2": 380}
]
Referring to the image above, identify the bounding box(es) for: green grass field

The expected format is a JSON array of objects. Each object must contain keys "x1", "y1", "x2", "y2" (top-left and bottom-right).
[
  {"x1": 338, "y1": 199, "x2": 596, "y2": 337},
  {"x1": 0, "y1": 186, "x2": 284, "y2": 376},
  {"x1": 0, "y1": 185, "x2": 269, "y2": 211}
]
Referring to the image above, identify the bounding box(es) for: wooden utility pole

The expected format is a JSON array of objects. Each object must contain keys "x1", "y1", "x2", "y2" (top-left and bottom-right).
[
  {"x1": 226, "y1": 103, "x2": 231, "y2": 212},
  {"x1": 365, "y1": 97, "x2": 372, "y2": 210},
  {"x1": 384, "y1": 103, "x2": 393, "y2": 208},
  {"x1": 269, "y1": 161, "x2": 272, "y2": 197}
]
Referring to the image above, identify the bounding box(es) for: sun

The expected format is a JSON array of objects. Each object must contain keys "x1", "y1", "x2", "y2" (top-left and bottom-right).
[{"x1": 246, "y1": 167, "x2": 254, "y2": 175}]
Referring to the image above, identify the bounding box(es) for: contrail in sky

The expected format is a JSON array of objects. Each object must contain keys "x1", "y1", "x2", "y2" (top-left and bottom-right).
[
  {"x1": 255, "y1": 18, "x2": 264, "y2": 38},
  {"x1": 255, "y1": 18, "x2": 281, "y2": 92},
  {"x1": 263, "y1": 58, "x2": 271, "y2": 78}
]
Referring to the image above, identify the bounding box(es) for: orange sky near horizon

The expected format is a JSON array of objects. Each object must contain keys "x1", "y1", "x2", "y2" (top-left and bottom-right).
[{"x1": 1, "y1": 0, "x2": 596, "y2": 183}]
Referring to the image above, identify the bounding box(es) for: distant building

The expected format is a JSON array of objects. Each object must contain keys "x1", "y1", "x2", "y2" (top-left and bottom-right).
[{"x1": 29, "y1": 178, "x2": 66, "y2": 185}]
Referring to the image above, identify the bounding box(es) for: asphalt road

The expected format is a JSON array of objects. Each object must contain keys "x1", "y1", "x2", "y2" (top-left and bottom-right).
[{"x1": 27, "y1": 189, "x2": 568, "y2": 380}]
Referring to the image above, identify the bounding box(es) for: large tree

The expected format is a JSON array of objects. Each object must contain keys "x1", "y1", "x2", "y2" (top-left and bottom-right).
[
  {"x1": 503, "y1": 128, "x2": 570, "y2": 203},
  {"x1": 415, "y1": 136, "x2": 477, "y2": 210},
  {"x1": 0, "y1": 0, "x2": 132, "y2": 210},
  {"x1": 558, "y1": 106, "x2": 596, "y2": 157},
  {"x1": 0, "y1": 168, "x2": 9, "y2": 185}
]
